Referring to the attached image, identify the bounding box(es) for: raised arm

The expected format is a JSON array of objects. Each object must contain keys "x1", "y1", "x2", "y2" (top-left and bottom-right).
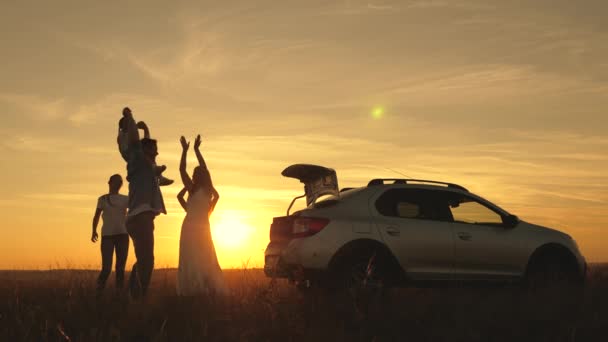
[
  {"x1": 179, "y1": 136, "x2": 194, "y2": 191},
  {"x1": 91, "y1": 207, "x2": 102, "y2": 243},
  {"x1": 177, "y1": 187, "x2": 188, "y2": 211},
  {"x1": 197, "y1": 134, "x2": 219, "y2": 214},
  {"x1": 122, "y1": 107, "x2": 140, "y2": 144},
  {"x1": 137, "y1": 121, "x2": 150, "y2": 139},
  {"x1": 193, "y1": 134, "x2": 208, "y2": 169}
]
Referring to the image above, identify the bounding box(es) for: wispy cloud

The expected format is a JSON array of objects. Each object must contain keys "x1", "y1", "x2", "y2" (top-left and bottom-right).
[
  {"x1": 406, "y1": 0, "x2": 451, "y2": 9},
  {"x1": 22, "y1": 193, "x2": 91, "y2": 202},
  {"x1": 0, "y1": 92, "x2": 117, "y2": 127},
  {"x1": 0, "y1": 93, "x2": 67, "y2": 121},
  {"x1": 320, "y1": 2, "x2": 399, "y2": 15},
  {"x1": 50, "y1": 29, "x2": 119, "y2": 62},
  {"x1": 379, "y1": 64, "x2": 600, "y2": 105},
  {"x1": 405, "y1": 0, "x2": 494, "y2": 10},
  {"x1": 1, "y1": 134, "x2": 70, "y2": 153},
  {"x1": 367, "y1": 3, "x2": 395, "y2": 11}
]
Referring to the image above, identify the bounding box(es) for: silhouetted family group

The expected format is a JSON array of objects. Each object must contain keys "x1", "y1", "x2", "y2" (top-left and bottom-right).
[{"x1": 91, "y1": 107, "x2": 227, "y2": 299}]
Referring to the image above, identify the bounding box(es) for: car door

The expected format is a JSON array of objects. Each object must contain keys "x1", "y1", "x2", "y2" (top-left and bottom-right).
[
  {"x1": 441, "y1": 191, "x2": 523, "y2": 280},
  {"x1": 372, "y1": 188, "x2": 454, "y2": 280}
]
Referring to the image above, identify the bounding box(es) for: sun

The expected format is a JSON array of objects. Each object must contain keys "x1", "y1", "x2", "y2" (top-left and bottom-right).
[
  {"x1": 371, "y1": 106, "x2": 385, "y2": 119},
  {"x1": 210, "y1": 210, "x2": 253, "y2": 250}
]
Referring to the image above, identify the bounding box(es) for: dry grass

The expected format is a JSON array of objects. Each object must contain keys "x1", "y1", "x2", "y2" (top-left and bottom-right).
[{"x1": 1, "y1": 265, "x2": 608, "y2": 341}]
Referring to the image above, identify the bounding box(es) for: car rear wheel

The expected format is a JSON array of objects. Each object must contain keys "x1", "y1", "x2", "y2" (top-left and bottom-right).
[
  {"x1": 342, "y1": 254, "x2": 385, "y2": 293},
  {"x1": 330, "y1": 249, "x2": 398, "y2": 298},
  {"x1": 331, "y1": 251, "x2": 401, "y2": 317},
  {"x1": 295, "y1": 255, "x2": 387, "y2": 295}
]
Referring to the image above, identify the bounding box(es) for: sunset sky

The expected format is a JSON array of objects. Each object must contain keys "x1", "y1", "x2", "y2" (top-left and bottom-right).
[{"x1": 1, "y1": 0, "x2": 607, "y2": 269}]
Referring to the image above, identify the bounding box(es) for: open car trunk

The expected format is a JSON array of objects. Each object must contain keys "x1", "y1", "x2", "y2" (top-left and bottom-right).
[
  {"x1": 282, "y1": 163, "x2": 339, "y2": 208},
  {"x1": 268, "y1": 164, "x2": 339, "y2": 242},
  {"x1": 265, "y1": 164, "x2": 340, "y2": 277}
]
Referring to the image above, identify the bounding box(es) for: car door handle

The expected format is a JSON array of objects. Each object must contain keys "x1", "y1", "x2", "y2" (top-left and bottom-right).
[
  {"x1": 386, "y1": 227, "x2": 400, "y2": 237},
  {"x1": 457, "y1": 232, "x2": 472, "y2": 241}
]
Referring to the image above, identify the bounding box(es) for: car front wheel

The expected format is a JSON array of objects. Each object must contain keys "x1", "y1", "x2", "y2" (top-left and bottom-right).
[{"x1": 526, "y1": 256, "x2": 583, "y2": 292}]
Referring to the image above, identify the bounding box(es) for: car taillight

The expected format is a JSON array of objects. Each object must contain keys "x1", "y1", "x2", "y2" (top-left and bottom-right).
[{"x1": 292, "y1": 217, "x2": 330, "y2": 238}]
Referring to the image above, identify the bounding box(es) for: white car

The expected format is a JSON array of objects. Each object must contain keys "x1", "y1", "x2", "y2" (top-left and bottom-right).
[{"x1": 264, "y1": 164, "x2": 587, "y2": 290}]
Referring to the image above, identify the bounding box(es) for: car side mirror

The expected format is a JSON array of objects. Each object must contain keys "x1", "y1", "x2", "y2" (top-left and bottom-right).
[{"x1": 503, "y1": 214, "x2": 519, "y2": 228}]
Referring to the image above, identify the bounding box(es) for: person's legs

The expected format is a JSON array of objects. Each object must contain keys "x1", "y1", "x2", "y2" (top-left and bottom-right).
[
  {"x1": 97, "y1": 236, "x2": 115, "y2": 292},
  {"x1": 127, "y1": 212, "x2": 155, "y2": 299},
  {"x1": 114, "y1": 234, "x2": 129, "y2": 289},
  {"x1": 155, "y1": 164, "x2": 174, "y2": 186},
  {"x1": 137, "y1": 213, "x2": 155, "y2": 296},
  {"x1": 127, "y1": 218, "x2": 141, "y2": 299},
  {"x1": 128, "y1": 261, "x2": 140, "y2": 299}
]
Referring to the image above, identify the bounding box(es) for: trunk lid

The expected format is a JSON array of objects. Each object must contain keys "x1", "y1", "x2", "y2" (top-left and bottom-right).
[{"x1": 281, "y1": 164, "x2": 339, "y2": 215}]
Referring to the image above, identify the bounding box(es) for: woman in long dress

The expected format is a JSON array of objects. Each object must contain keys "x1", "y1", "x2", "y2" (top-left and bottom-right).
[{"x1": 176, "y1": 134, "x2": 228, "y2": 296}]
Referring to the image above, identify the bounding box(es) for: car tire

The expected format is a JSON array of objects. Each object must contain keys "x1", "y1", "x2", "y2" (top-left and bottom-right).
[
  {"x1": 526, "y1": 255, "x2": 582, "y2": 293},
  {"x1": 330, "y1": 250, "x2": 399, "y2": 318},
  {"x1": 295, "y1": 279, "x2": 317, "y2": 294},
  {"x1": 332, "y1": 250, "x2": 392, "y2": 294},
  {"x1": 524, "y1": 254, "x2": 584, "y2": 320}
]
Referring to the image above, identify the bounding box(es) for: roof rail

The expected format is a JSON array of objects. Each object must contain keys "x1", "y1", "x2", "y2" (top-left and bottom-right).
[{"x1": 367, "y1": 178, "x2": 468, "y2": 192}]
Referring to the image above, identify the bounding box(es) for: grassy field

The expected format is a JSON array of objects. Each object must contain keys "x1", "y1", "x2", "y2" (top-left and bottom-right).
[{"x1": 1, "y1": 265, "x2": 607, "y2": 341}]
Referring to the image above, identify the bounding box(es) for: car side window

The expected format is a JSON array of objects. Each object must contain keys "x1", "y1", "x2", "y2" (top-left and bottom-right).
[
  {"x1": 446, "y1": 194, "x2": 503, "y2": 225},
  {"x1": 396, "y1": 202, "x2": 420, "y2": 218},
  {"x1": 376, "y1": 189, "x2": 449, "y2": 221}
]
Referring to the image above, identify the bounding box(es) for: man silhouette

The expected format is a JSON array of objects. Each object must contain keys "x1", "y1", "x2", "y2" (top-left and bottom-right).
[{"x1": 121, "y1": 107, "x2": 166, "y2": 299}]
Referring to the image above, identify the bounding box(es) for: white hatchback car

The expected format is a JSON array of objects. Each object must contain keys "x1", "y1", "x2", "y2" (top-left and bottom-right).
[{"x1": 264, "y1": 164, "x2": 587, "y2": 290}]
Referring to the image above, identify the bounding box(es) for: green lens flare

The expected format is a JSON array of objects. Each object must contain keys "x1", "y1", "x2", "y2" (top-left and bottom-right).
[{"x1": 372, "y1": 106, "x2": 384, "y2": 119}]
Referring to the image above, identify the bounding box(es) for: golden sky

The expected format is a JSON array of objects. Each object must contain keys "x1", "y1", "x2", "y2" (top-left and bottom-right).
[{"x1": 1, "y1": 0, "x2": 607, "y2": 269}]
